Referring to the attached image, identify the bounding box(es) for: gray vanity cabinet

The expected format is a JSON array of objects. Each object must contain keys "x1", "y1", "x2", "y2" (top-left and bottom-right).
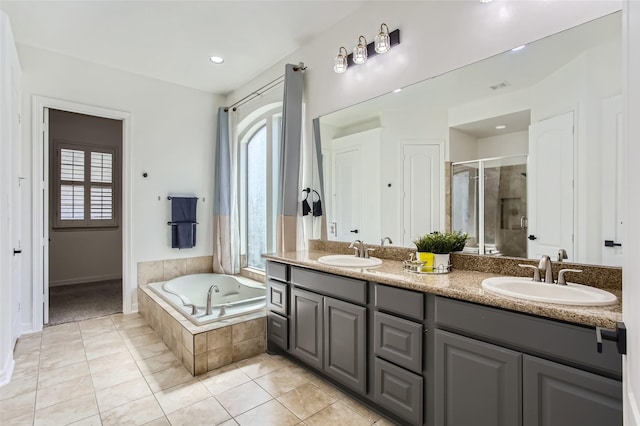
[
  {"x1": 434, "y1": 329, "x2": 522, "y2": 426},
  {"x1": 290, "y1": 287, "x2": 324, "y2": 370},
  {"x1": 522, "y1": 355, "x2": 623, "y2": 426},
  {"x1": 324, "y1": 297, "x2": 367, "y2": 393}
]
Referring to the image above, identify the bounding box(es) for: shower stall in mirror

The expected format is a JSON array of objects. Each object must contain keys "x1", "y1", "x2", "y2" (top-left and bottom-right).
[{"x1": 452, "y1": 155, "x2": 528, "y2": 257}]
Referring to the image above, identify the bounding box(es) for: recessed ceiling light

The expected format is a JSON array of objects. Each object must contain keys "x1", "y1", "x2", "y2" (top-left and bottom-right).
[
  {"x1": 480, "y1": 0, "x2": 493, "y2": 3},
  {"x1": 496, "y1": 125, "x2": 507, "y2": 130},
  {"x1": 511, "y1": 45, "x2": 526, "y2": 52},
  {"x1": 210, "y1": 56, "x2": 224, "y2": 64},
  {"x1": 393, "y1": 88, "x2": 402, "y2": 93}
]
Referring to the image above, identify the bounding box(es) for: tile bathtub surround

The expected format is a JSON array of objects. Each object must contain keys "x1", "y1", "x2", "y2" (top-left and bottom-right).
[
  {"x1": 1, "y1": 315, "x2": 392, "y2": 426},
  {"x1": 137, "y1": 255, "x2": 214, "y2": 287},
  {"x1": 138, "y1": 286, "x2": 266, "y2": 376},
  {"x1": 307, "y1": 239, "x2": 622, "y2": 291}
]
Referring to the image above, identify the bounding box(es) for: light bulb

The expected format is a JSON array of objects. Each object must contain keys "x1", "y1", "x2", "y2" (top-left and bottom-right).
[
  {"x1": 375, "y1": 24, "x2": 391, "y2": 54},
  {"x1": 333, "y1": 47, "x2": 348, "y2": 73},
  {"x1": 353, "y1": 36, "x2": 368, "y2": 65}
]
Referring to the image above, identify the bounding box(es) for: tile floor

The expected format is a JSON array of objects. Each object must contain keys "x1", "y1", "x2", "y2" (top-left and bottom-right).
[{"x1": 0, "y1": 313, "x2": 396, "y2": 426}]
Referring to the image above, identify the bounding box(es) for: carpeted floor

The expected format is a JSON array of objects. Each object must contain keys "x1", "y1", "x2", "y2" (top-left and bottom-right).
[{"x1": 47, "y1": 279, "x2": 123, "y2": 326}]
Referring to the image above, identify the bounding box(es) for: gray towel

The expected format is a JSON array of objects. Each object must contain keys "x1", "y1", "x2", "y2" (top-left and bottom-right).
[{"x1": 171, "y1": 197, "x2": 197, "y2": 249}]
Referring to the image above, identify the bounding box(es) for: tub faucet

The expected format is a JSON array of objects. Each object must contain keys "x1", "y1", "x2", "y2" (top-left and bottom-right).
[{"x1": 206, "y1": 284, "x2": 220, "y2": 315}]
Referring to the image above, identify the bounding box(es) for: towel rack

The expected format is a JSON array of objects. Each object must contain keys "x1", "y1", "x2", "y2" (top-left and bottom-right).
[{"x1": 167, "y1": 221, "x2": 199, "y2": 226}]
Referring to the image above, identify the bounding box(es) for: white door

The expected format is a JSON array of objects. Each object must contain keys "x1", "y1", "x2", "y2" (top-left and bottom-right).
[
  {"x1": 333, "y1": 147, "x2": 361, "y2": 241},
  {"x1": 10, "y1": 60, "x2": 22, "y2": 345},
  {"x1": 527, "y1": 111, "x2": 575, "y2": 260},
  {"x1": 330, "y1": 129, "x2": 381, "y2": 244},
  {"x1": 601, "y1": 96, "x2": 624, "y2": 267},
  {"x1": 42, "y1": 108, "x2": 50, "y2": 324},
  {"x1": 401, "y1": 143, "x2": 442, "y2": 247}
]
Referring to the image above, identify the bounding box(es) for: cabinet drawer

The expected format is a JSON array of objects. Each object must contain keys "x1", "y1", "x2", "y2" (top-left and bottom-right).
[
  {"x1": 267, "y1": 312, "x2": 288, "y2": 350},
  {"x1": 434, "y1": 297, "x2": 622, "y2": 378},
  {"x1": 374, "y1": 357, "x2": 423, "y2": 425},
  {"x1": 290, "y1": 266, "x2": 366, "y2": 305},
  {"x1": 374, "y1": 311, "x2": 422, "y2": 374},
  {"x1": 374, "y1": 283, "x2": 423, "y2": 321},
  {"x1": 266, "y1": 261, "x2": 288, "y2": 282},
  {"x1": 267, "y1": 280, "x2": 288, "y2": 315}
]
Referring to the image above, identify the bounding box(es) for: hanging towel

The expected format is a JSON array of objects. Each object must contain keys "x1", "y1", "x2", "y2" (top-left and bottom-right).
[{"x1": 171, "y1": 197, "x2": 198, "y2": 249}]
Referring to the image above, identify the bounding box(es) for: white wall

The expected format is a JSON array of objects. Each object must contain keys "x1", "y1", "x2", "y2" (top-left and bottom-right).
[
  {"x1": 19, "y1": 44, "x2": 223, "y2": 330},
  {"x1": 449, "y1": 128, "x2": 478, "y2": 163},
  {"x1": 478, "y1": 131, "x2": 528, "y2": 159}
]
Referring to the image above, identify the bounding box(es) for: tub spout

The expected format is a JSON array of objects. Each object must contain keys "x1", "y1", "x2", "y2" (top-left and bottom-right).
[{"x1": 206, "y1": 284, "x2": 220, "y2": 315}]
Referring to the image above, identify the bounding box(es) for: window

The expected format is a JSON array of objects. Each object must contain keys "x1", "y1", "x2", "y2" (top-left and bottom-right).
[
  {"x1": 239, "y1": 106, "x2": 282, "y2": 271},
  {"x1": 53, "y1": 141, "x2": 118, "y2": 228}
]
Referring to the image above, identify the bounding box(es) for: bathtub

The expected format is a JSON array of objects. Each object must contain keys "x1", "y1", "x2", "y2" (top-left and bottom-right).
[{"x1": 148, "y1": 273, "x2": 266, "y2": 326}]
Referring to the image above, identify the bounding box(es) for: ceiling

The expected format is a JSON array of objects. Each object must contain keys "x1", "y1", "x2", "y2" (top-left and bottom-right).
[{"x1": 0, "y1": 0, "x2": 368, "y2": 95}]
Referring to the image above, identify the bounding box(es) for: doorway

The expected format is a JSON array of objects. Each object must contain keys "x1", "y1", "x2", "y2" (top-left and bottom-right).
[{"x1": 46, "y1": 109, "x2": 123, "y2": 325}]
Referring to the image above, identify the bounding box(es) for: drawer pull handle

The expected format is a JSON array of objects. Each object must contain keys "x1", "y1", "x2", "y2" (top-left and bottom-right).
[{"x1": 596, "y1": 321, "x2": 626, "y2": 355}]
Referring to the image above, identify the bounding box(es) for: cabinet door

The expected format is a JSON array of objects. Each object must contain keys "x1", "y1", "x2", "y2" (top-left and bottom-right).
[
  {"x1": 435, "y1": 330, "x2": 522, "y2": 426},
  {"x1": 290, "y1": 288, "x2": 323, "y2": 370},
  {"x1": 267, "y1": 311, "x2": 288, "y2": 351},
  {"x1": 267, "y1": 280, "x2": 288, "y2": 315},
  {"x1": 324, "y1": 297, "x2": 366, "y2": 393},
  {"x1": 374, "y1": 357, "x2": 423, "y2": 425},
  {"x1": 523, "y1": 355, "x2": 622, "y2": 426}
]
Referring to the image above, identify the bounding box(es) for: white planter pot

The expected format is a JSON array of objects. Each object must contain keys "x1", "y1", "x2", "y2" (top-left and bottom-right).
[{"x1": 434, "y1": 253, "x2": 450, "y2": 270}]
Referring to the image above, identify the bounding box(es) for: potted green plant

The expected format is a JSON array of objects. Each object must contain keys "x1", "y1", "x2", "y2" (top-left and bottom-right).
[
  {"x1": 414, "y1": 231, "x2": 468, "y2": 270},
  {"x1": 413, "y1": 234, "x2": 436, "y2": 271}
]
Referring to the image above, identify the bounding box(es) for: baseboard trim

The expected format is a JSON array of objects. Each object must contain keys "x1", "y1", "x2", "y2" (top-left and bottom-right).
[
  {"x1": 49, "y1": 274, "x2": 122, "y2": 287},
  {"x1": 130, "y1": 303, "x2": 138, "y2": 313},
  {"x1": 0, "y1": 355, "x2": 15, "y2": 387}
]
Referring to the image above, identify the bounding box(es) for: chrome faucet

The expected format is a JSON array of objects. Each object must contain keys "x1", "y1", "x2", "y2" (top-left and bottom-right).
[
  {"x1": 348, "y1": 240, "x2": 375, "y2": 258},
  {"x1": 538, "y1": 255, "x2": 554, "y2": 283},
  {"x1": 381, "y1": 236, "x2": 393, "y2": 246},
  {"x1": 206, "y1": 284, "x2": 220, "y2": 315},
  {"x1": 557, "y1": 248, "x2": 568, "y2": 262}
]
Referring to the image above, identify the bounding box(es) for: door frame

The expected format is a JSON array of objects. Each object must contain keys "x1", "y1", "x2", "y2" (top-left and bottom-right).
[{"x1": 31, "y1": 96, "x2": 132, "y2": 330}]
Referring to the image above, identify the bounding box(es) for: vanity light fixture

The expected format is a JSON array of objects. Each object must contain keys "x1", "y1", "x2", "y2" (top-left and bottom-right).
[
  {"x1": 333, "y1": 47, "x2": 349, "y2": 73},
  {"x1": 353, "y1": 36, "x2": 368, "y2": 64},
  {"x1": 375, "y1": 23, "x2": 391, "y2": 54},
  {"x1": 209, "y1": 56, "x2": 224, "y2": 64},
  {"x1": 333, "y1": 27, "x2": 400, "y2": 73}
]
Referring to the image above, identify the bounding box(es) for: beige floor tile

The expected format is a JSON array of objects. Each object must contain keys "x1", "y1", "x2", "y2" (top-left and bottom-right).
[
  {"x1": 218, "y1": 420, "x2": 239, "y2": 426},
  {"x1": 95, "y1": 376, "x2": 152, "y2": 412},
  {"x1": 100, "y1": 395, "x2": 164, "y2": 426},
  {"x1": 0, "y1": 411, "x2": 34, "y2": 426},
  {"x1": 39, "y1": 345, "x2": 87, "y2": 371},
  {"x1": 339, "y1": 395, "x2": 382, "y2": 423},
  {"x1": 277, "y1": 382, "x2": 338, "y2": 420},
  {"x1": 0, "y1": 390, "x2": 36, "y2": 421},
  {"x1": 143, "y1": 364, "x2": 193, "y2": 393},
  {"x1": 114, "y1": 316, "x2": 147, "y2": 330},
  {"x1": 0, "y1": 373, "x2": 37, "y2": 401},
  {"x1": 124, "y1": 331, "x2": 163, "y2": 348},
  {"x1": 165, "y1": 397, "x2": 231, "y2": 426},
  {"x1": 33, "y1": 393, "x2": 98, "y2": 426},
  {"x1": 35, "y1": 374, "x2": 94, "y2": 410},
  {"x1": 129, "y1": 341, "x2": 171, "y2": 361},
  {"x1": 308, "y1": 377, "x2": 348, "y2": 400},
  {"x1": 233, "y1": 353, "x2": 285, "y2": 379},
  {"x1": 41, "y1": 325, "x2": 82, "y2": 348},
  {"x1": 373, "y1": 417, "x2": 399, "y2": 425},
  {"x1": 14, "y1": 336, "x2": 42, "y2": 356},
  {"x1": 11, "y1": 352, "x2": 40, "y2": 379},
  {"x1": 136, "y1": 351, "x2": 181, "y2": 375},
  {"x1": 235, "y1": 400, "x2": 299, "y2": 426},
  {"x1": 304, "y1": 401, "x2": 371, "y2": 426},
  {"x1": 119, "y1": 324, "x2": 155, "y2": 339},
  {"x1": 143, "y1": 416, "x2": 171, "y2": 425},
  {"x1": 84, "y1": 336, "x2": 130, "y2": 361},
  {"x1": 91, "y1": 358, "x2": 142, "y2": 390},
  {"x1": 214, "y1": 381, "x2": 272, "y2": 417},
  {"x1": 254, "y1": 365, "x2": 314, "y2": 398},
  {"x1": 79, "y1": 317, "x2": 117, "y2": 336},
  {"x1": 111, "y1": 312, "x2": 144, "y2": 326},
  {"x1": 154, "y1": 379, "x2": 211, "y2": 414},
  {"x1": 38, "y1": 360, "x2": 90, "y2": 389},
  {"x1": 199, "y1": 364, "x2": 251, "y2": 396},
  {"x1": 68, "y1": 414, "x2": 103, "y2": 425}
]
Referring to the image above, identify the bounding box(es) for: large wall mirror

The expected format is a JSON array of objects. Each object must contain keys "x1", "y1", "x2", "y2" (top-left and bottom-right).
[{"x1": 314, "y1": 11, "x2": 622, "y2": 267}]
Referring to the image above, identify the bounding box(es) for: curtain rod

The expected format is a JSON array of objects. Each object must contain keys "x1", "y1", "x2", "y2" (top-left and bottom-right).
[{"x1": 224, "y1": 63, "x2": 306, "y2": 112}]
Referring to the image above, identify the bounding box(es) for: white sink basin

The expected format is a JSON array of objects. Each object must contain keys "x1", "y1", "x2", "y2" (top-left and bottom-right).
[
  {"x1": 317, "y1": 255, "x2": 382, "y2": 268},
  {"x1": 481, "y1": 277, "x2": 618, "y2": 306}
]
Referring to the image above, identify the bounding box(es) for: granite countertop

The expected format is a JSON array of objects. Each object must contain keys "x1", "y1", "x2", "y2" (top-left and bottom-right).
[{"x1": 263, "y1": 250, "x2": 622, "y2": 329}]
